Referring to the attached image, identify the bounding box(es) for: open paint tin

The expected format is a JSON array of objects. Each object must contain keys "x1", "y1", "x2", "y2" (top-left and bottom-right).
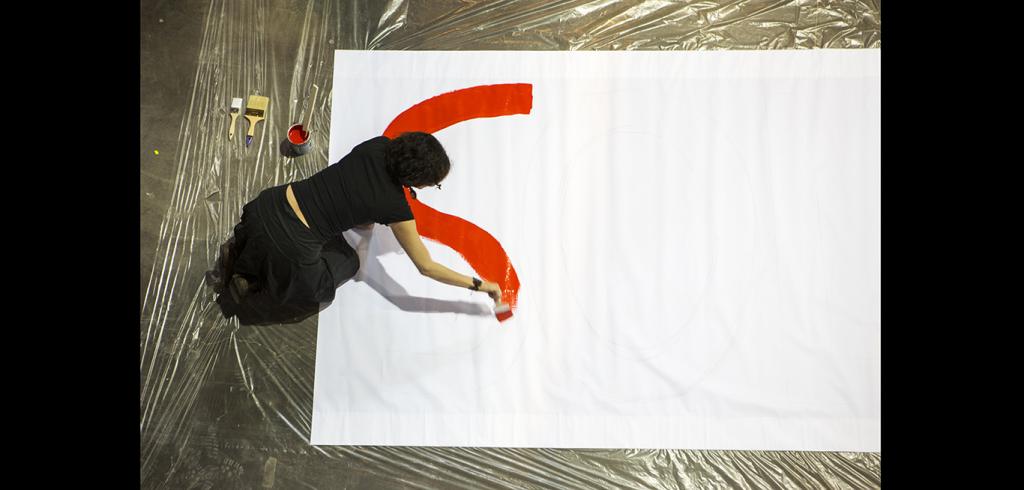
[{"x1": 284, "y1": 123, "x2": 312, "y2": 157}]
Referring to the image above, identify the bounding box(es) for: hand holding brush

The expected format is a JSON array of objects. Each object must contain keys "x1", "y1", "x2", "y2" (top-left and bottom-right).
[{"x1": 479, "y1": 281, "x2": 512, "y2": 321}]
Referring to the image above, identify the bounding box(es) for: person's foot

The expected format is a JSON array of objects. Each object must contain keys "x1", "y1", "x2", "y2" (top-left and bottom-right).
[
  {"x1": 205, "y1": 269, "x2": 225, "y2": 293},
  {"x1": 220, "y1": 238, "x2": 237, "y2": 276},
  {"x1": 229, "y1": 274, "x2": 256, "y2": 303}
]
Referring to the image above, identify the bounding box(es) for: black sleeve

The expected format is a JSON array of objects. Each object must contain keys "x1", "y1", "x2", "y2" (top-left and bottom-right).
[{"x1": 376, "y1": 194, "x2": 414, "y2": 225}]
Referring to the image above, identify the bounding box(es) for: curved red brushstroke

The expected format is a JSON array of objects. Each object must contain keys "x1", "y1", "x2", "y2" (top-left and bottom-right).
[
  {"x1": 383, "y1": 84, "x2": 531, "y2": 321},
  {"x1": 383, "y1": 84, "x2": 532, "y2": 139},
  {"x1": 402, "y1": 186, "x2": 521, "y2": 319}
]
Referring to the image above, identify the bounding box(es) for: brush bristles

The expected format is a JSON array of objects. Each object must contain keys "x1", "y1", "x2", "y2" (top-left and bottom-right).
[
  {"x1": 494, "y1": 304, "x2": 512, "y2": 322},
  {"x1": 246, "y1": 96, "x2": 269, "y2": 112}
]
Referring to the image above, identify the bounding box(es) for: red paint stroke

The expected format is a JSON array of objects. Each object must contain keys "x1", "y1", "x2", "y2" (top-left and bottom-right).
[
  {"x1": 402, "y1": 186, "x2": 522, "y2": 316},
  {"x1": 384, "y1": 84, "x2": 532, "y2": 321},
  {"x1": 384, "y1": 84, "x2": 533, "y2": 139}
]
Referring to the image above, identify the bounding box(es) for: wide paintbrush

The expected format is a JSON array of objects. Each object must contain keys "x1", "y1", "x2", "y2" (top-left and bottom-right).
[{"x1": 244, "y1": 95, "x2": 269, "y2": 147}]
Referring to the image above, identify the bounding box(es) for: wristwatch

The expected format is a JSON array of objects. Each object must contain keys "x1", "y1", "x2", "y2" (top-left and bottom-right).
[{"x1": 470, "y1": 277, "x2": 482, "y2": 291}]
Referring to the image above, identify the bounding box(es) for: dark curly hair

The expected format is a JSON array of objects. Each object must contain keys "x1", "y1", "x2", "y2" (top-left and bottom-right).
[{"x1": 384, "y1": 132, "x2": 451, "y2": 188}]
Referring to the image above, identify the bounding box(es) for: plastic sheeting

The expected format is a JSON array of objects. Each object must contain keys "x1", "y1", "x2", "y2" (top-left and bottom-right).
[{"x1": 140, "y1": 1, "x2": 881, "y2": 488}]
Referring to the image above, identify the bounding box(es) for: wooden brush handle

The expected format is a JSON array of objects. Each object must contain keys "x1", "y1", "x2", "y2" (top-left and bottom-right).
[
  {"x1": 303, "y1": 84, "x2": 320, "y2": 131},
  {"x1": 245, "y1": 115, "x2": 264, "y2": 138},
  {"x1": 229, "y1": 113, "x2": 239, "y2": 140}
]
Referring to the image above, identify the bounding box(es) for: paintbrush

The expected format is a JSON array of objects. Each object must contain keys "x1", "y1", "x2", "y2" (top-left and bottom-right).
[
  {"x1": 495, "y1": 303, "x2": 512, "y2": 322},
  {"x1": 244, "y1": 95, "x2": 270, "y2": 147},
  {"x1": 228, "y1": 97, "x2": 242, "y2": 140}
]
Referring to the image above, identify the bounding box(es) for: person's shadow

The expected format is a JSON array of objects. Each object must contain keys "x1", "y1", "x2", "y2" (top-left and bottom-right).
[{"x1": 338, "y1": 226, "x2": 492, "y2": 319}]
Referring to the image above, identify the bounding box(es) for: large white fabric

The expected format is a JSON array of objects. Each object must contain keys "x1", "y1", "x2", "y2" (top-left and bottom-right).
[{"x1": 312, "y1": 50, "x2": 880, "y2": 450}]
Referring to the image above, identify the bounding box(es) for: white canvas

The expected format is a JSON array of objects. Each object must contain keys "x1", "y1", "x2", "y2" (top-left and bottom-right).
[{"x1": 312, "y1": 50, "x2": 880, "y2": 451}]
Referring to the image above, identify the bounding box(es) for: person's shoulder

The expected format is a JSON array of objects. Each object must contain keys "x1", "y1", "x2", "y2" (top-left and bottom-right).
[{"x1": 351, "y1": 136, "x2": 390, "y2": 154}]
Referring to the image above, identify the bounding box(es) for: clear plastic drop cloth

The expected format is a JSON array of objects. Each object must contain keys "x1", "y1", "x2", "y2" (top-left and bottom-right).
[{"x1": 140, "y1": 1, "x2": 880, "y2": 488}]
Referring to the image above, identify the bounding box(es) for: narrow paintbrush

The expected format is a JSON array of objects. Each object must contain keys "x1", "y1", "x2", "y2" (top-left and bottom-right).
[
  {"x1": 228, "y1": 97, "x2": 242, "y2": 140},
  {"x1": 244, "y1": 95, "x2": 270, "y2": 147}
]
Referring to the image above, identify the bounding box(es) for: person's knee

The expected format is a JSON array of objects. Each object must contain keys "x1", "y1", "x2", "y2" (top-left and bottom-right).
[{"x1": 337, "y1": 256, "x2": 360, "y2": 283}]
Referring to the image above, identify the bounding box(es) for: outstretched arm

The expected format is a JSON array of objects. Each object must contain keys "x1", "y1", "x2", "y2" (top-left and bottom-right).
[{"x1": 389, "y1": 219, "x2": 503, "y2": 305}]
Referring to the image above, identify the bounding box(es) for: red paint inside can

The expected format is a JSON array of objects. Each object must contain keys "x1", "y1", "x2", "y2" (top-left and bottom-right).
[{"x1": 288, "y1": 125, "x2": 309, "y2": 144}]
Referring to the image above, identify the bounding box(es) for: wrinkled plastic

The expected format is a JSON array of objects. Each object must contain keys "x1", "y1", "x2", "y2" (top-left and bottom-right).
[{"x1": 140, "y1": 0, "x2": 881, "y2": 488}]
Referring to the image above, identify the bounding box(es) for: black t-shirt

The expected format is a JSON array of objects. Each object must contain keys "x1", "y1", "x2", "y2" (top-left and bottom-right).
[{"x1": 290, "y1": 136, "x2": 413, "y2": 241}]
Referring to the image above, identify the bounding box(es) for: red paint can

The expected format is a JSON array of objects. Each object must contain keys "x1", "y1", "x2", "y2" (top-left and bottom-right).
[{"x1": 285, "y1": 123, "x2": 312, "y2": 156}]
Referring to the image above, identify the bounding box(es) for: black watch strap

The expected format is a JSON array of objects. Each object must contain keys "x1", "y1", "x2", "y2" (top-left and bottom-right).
[{"x1": 471, "y1": 277, "x2": 482, "y2": 291}]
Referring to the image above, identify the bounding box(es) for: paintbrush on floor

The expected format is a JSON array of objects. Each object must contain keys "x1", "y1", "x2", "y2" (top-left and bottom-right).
[
  {"x1": 244, "y1": 95, "x2": 270, "y2": 147},
  {"x1": 228, "y1": 97, "x2": 242, "y2": 140}
]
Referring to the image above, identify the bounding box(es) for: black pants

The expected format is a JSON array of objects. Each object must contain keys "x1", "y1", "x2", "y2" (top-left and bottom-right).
[{"x1": 215, "y1": 184, "x2": 359, "y2": 325}]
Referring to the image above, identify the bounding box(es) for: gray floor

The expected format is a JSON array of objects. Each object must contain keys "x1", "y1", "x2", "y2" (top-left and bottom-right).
[
  {"x1": 141, "y1": 0, "x2": 204, "y2": 297},
  {"x1": 140, "y1": 1, "x2": 881, "y2": 488}
]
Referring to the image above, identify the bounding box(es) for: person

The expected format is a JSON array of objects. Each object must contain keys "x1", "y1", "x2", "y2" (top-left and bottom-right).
[{"x1": 206, "y1": 132, "x2": 504, "y2": 325}]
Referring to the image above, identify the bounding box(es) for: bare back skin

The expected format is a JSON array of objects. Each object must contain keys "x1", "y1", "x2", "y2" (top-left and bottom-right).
[{"x1": 286, "y1": 185, "x2": 310, "y2": 228}]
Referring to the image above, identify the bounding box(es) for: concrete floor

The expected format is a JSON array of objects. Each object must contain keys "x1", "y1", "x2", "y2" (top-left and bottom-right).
[{"x1": 141, "y1": 0, "x2": 206, "y2": 298}]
